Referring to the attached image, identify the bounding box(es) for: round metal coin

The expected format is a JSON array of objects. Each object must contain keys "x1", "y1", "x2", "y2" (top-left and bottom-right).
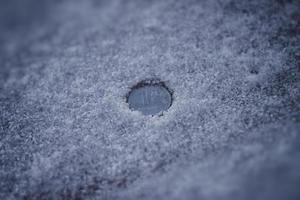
[{"x1": 127, "y1": 82, "x2": 172, "y2": 115}]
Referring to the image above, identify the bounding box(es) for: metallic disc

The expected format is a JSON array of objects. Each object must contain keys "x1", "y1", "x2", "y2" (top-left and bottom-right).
[{"x1": 127, "y1": 82, "x2": 172, "y2": 115}]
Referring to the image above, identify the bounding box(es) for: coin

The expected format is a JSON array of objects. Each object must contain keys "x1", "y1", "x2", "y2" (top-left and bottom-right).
[{"x1": 127, "y1": 81, "x2": 172, "y2": 115}]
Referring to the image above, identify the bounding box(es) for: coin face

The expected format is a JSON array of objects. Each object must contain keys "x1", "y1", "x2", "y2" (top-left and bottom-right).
[{"x1": 127, "y1": 82, "x2": 172, "y2": 115}]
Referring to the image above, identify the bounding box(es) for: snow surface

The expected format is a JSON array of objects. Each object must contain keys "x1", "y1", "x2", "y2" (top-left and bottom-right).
[{"x1": 0, "y1": 0, "x2": 300, "y2": 199}]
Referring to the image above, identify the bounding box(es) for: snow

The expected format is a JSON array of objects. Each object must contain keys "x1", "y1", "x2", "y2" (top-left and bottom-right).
[{"x1": 0, "y1": 0, "x2": 300, "y2": 199}]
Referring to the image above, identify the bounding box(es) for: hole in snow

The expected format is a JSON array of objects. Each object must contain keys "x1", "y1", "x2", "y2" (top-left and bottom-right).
[{"x1": 127, "y1": 80, "x2": 172, "y2": 116}]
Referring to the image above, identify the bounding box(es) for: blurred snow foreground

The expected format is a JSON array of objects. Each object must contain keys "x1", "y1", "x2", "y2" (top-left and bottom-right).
[{"x1": 0, "y1": 0, "x2": 299, "y2": 199}]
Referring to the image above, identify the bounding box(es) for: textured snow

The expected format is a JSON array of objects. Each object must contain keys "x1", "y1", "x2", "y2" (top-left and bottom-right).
[{"x1": 0, "y1": 0, "x2": 300, "y2": 199}]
